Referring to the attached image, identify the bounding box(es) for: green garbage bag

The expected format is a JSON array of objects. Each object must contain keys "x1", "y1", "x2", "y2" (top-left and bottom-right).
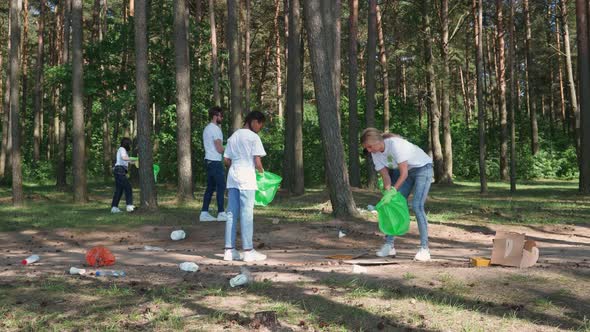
[
  {"x1": 375, "y1": 189, "x2": 410, "y2": 236},
  {"x1": 153, "y1": 164, "x2": 160, "y2": 183},
  {"x1": 255, "y1": 171, "x2": 282, "y2": 206}
]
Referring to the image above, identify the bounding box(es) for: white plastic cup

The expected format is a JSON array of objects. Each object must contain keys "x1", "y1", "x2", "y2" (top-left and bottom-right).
[
  {"x1": 21, "y1": 255, "x2": 40, "y2": 265},
  {"x1": 170, "y1": 230, "x2": 186, "y2": 241},
  {"x1": 179, "y1": 262, "x2": 199, "y2": 272},
  {"x1": 69, "y1": 267, "x2": 86, "y2": 275}
]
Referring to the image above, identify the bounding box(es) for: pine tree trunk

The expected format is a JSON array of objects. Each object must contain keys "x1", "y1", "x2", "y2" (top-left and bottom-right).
[
  {"x1": 347, "y1": 0, "x2": 361, "y2": 188},
  {"x1": 561, "y1": 0, "x2": 580, "y2": 146},
  {"x1": 497, "y1": 0, "x2": 509, "y2": 181},
  {"x1": 10, "y1": 0, "x2": 23, "y2": 206},
  {"x1": 303, "y1": 0, "x2": 357, "y2": 218},
  {"x1": 209, "y1": 0, "x2": 220, "y2": 106},
  {"x1": 376, "y1": 4, "x2": 390, "y2": 132},
  {"x1": 424, "y1": 0, "x2": 444, "y2": 183},
  {"x1": 523, "y1": 0, "x2": 539, "y2": 155},
  {"x1": 135, "y1": 0, "x2": 158, "y2": 208},
  {"x1": 365, "y1": 0, "x2": 377, "y2": 189},
  {"x1": 474, "y1": 0, "x2": 488, "y2": 193},
  {"x1": 556, "y1": 17, "x2": 567, "y2": 129},
  {"x1": 274, "y1": 0, "x2": 283, "y2": 119},
  {"x1": 56, "y1": 0, "x2": 70, "y2": 189},
  {"x1": 0, "y1": 41, "x2": 8, "y2": 178},
  {"x1": 244, "y1": 0, "x2": 251, "y2": 112},
  {"x1": 20, "y1": 0, "x2": 28, "y2": 149},
  {"x1": 575, "y1": 0, "x2": 590, "y2": 193},
  {"x1": 228, "y1": 0, "x2": 243, "y2": 131},
  {"x1": 33, "y1": 0, "x2": 45, "y2": 163},
  {"x1": 72, "y1": 0, "x2": 87, "y2": 203},
  {"x1": 174, "y1": 0, "x2": 194, "y2": 202},
  {"x1": 509, "y1": 0, "x2": 517, "y2": 192},
  {"x1": 439, "y1": 0, "x2": 453, "y2": 184}
]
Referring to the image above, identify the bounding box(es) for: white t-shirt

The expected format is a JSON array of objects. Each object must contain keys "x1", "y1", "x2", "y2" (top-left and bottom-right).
[
  {"x1": 203, "y1": 123, "x2": 223, "y2": 161},
  {"x1": 371, "y1": 137, "x2": 432, "y2": 171},
  {"x1": 224, "y1": 129, "x2": 266, "y2": 190},
  {"x1": 115, "y1": 147, "x2": 130, "y2": 168}
]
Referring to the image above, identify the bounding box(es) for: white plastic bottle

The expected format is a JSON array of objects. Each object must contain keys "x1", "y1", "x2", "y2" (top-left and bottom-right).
[
  {"x1": 21, "y1": 255, "x2": 40, "y2": 265},
  {"x1": 179, "y1": 262, "x2": 199, "y2": 272},
  {"x1": 229, "y1": 267, "x2": 252, "y2": 287},
  {"x1": 69, "y1": 267, "x2": 86, "y2": 275}
]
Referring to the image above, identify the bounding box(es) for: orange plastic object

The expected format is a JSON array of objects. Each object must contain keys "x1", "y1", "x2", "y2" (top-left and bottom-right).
[
  {"x1": 85, "y1": 246, "x2": 116, "y2": 267},
  {"x1": 470, "y1": 257, "x2": 491, "y2": 267}
]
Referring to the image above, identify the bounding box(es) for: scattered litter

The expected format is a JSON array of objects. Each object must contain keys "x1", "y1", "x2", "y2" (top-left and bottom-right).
[
  {"x1": 490, "y1": 231, "x2": 539, "y2": 268},
  {"x1": 170, "y1": 230, "x2": 186, "y2": 241},
  {"x1": 179, "y1": 262, "x2": 199, "y2": 272},
  {"x1": 410, "y1": 299, "x2": 417, "y2": 304},
  {"x1": 21, "y1": 255, "x2": 40, "y2": 265},
  {"x1": 96, "y1": 270, "x2": 126, "y2": 277},
  {"x1": 352, "y1": 264, "x2": 367, "y2": 274},
  {"x1": 271, "y1": 218, "x2": 280, "y2": 225},
  {"x1": 367, "y1": 205, "x2": 378, "y2": 214},
  {"x1": 470, "y1": 257, "x2": 491, "y2": 267},
  {"x1": 252, "y1": 311, "x2": 279, "y2": 329},
  {"x1": 229, "y1": 267, "x2": 252, "y2": 287},
  {"x1": 338, "y1": 230, "x2": 347, "y2": 238},
  {"x1": 69, "y1": 267, "x2": 86, "y2": 275},
  {"x1": 143, "y1": 245, "x2": 164, "y2": 251},
  {"x1": 86, "y1": 246, "x2": 116, "y2": 267}
]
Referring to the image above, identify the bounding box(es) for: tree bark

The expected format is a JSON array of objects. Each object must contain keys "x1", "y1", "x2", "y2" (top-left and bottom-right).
[
  {"x1": 439, "y1": 0, "x2": 453, "y2": 184},
  {"x1": 575, "y1": 0, "x2": 590, "y2": 193},
  {"x1": 556, "y1": 16, "x2": 567, "y2": 128},
  {"x1": 135, "y1": 0, "x2": 158, "y2": 208},
  {"x1": 509, "y1": 0, "x2": 517, "y2": 192},
  {"x1": 365, "y1": 0, "x2": 377, "y2": 189},
  {"x1": 244, "y1": 0, "x2": 251, "y2": 112},
  {"x1": 209, "y1": 0, "x2": 220, "y2": 106},
  {"x1": 228, "y1": 0, "x2": 243, "y2": 131},
  {"x1": 33, "y1": 0, "x2": 45, "y2": 163},
  {"x1": 20, "y1": 0, "x2": 28, "y2": 149},
  {"x1": 376, "y1": 4, "x2": 390, "y2": 132},
  {"x1": 274, "y1": 0, "x2": 283, "y2": 119},
  {"x1": 424, "y1": 0, "x2": 443, "y2": 183},
  {"x1": 496, "y1": 0, "x2": 509, "y2": 181},
  {"x1": 474, "y1": 0, "x2": 487, "y2": 193},
  {"x1": 174, "y1": 0, "x2": 194, "y2": 201},
  {"x1": 10, "y1": 0, "x2": 23, "y2": 205},
  {"x1": 523, "y1": 0, "x2": 539, "y2": 155},
  {"x1": 303, "y1": 0, "x2": 357, "y2": 218},
  {"x1": 0, "y1": 27, "x2": 9, "y2": 178},
  {"x1": 72, "y1": 0, "x2": 87, "y2": 202},
  {"x1": 56, "y1": 0, "x2": 70, "y2": 189},
  {"x1": 561, "y1": 0, "x2": 580, "y2": 144},
  {"x1": 347, "y1": 0, "x2": 360, "y2": 187},
  {"x1": 284, "y1": 0, "x2": 304, "y2": 195}
]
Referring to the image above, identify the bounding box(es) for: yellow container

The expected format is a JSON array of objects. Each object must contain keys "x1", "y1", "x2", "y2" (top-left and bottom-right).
[{"x1": 470, "y1": 257, "x2": 491, "y2": 267}]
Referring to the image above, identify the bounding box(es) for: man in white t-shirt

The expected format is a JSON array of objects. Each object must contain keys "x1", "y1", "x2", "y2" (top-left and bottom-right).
[{"x1": 200, "y1": 106, "x2": 228, "y2": 222}]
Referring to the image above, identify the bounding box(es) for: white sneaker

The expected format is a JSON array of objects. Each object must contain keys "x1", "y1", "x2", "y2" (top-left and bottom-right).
[
  {"x1": 414, "y1": 248, "x2": 431, "y2": 262},
  {"x1": 217, "y1": 212, "x2": 228, "y2": 221},
  {"x1": 126, "y1": 205, "x2": 135, "y2": 212},
  {"x1": 376, "y1": 243, "x2": 396, "y2": 257},
  {"x1": 199, "y1": 211, "x2": 217, "y2": 222},
  {"x1": 111, "y1": 207, "x2": 122, "y2": 213},
  {"x1": 243, "y1": 249, "x2": 267, "y2": 262},
  {"x1": 223, "y1": 249, "x2": 242, "y2": 261}
]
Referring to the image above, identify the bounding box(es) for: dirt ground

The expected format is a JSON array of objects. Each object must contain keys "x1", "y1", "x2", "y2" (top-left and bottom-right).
[{"x1": 1, "y1": 215, "x2": 589, "y2": 331}]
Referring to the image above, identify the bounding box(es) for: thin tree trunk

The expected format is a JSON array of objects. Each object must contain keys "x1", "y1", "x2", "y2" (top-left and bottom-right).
[
  {"x1": 10, "y1": 0, "x2": 23, "y2": 205},
  {"x1": 424, "y1": 0, "x2": 443, "y2": 183},
  {"x1": 20, "y1": 0, "x2": 28, "y2": 149},
  {"x1": 56, "y1": 0, "x2": 70, "y2": 189},
  {"x1": 561, "y1": 0, "x2": 580, "y2": 145},
  {"x1": 284, "y1": 0, "x2": 304, "y2": 195},
  {"x1": 303, "y1": 0, "x2": 357, "y2": 218},
  {"x1": 556, "y1": 16, "x2": 567, "y2": 128},
  {"x1": 376, "y1": 3, "x2": 390, "y2": 132},
  {"x1": 474, "y1": 0, "x2": 487, "y2": 193},
  {"x1": 135, "y1": 0, "x2": 158, "y2": 208},
  {"x1": 209, "y1": 0, "x2": 220, "y2": 106},
  {"x1": 509, "y1": 0, "x2": 517, "y2": 192},
  {"x1": 575, "y1": 0, "x2": 590, "y2": 192},
  {"x1": 524, "y1": 0, "x2": 539, "y2": 155},
  {"x1": 257, "y1": 36, "x2": 272, "y2": 107},
  {"x1": 0, "y1": 36, "x2": 8, "y2": 178},
  {"x1": 274, "y1": 0, "x2": 283, "y2": 119},
  {"x1": 72, "y1": 0, "x2": 87, "y2": 202},
  {"x1": 497, "y1": 0, "x2": 509, "y2": 181},
  {"x1": 439, "y1": 0, "x2": 453, "y2": 184},
  {"x1": 228, "y1": 0, "x2": 242, "y2": 131},
  {"x1": 365, "y1": 0, "x2": 377, "y2": 189},
  {"x1": 33, "y1": 0, "x2": 45, "y2": 163},
  {"x1": 174, "y1": 0, "x2": 193, "y2": 201},
  {"x1": 244, "y1": 0, "x2": 251, "y2": 112},
  {"x1": 347, "y1": 0, "x2": 360, "y2": 187},
  {"x1": 460, "y1": 66, "x2": 469, "y2": 123}
]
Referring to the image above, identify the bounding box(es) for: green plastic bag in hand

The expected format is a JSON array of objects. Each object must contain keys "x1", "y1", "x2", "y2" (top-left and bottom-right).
[
  {"x1": 255, "y1": 171, "x2": 282, "y2": 206},
  {"x1": 376, "y1": 189, "x2": 410, "y2": 236}
]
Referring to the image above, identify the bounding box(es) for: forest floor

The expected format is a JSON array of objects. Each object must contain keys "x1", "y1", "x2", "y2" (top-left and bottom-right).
[{"x1": 0, "y1": 180, "x2": 589, "y2": 331}]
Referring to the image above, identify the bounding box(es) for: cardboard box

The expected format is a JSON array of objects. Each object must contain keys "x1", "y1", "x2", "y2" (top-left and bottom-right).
[
  {"x1": 490, "y1": 231, "x2": 539, "y2": 268},
  {"x1": 470, "y1": 257, "x2": 491, "y2": 267}
]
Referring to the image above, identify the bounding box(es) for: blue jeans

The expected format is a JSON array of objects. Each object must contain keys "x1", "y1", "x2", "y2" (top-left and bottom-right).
[
  {"x1": 111, "y1": 166, "x2": 133, "y2": 207},
  {"x1": 201, "y1": 160, "x2": 226, "y2": 213},
  {"x1": 385, "y1": 164, "x2": 433, "y2": 249},
  {"x1": 225, "y1": 188, "x2": 255, "y2": 250}
]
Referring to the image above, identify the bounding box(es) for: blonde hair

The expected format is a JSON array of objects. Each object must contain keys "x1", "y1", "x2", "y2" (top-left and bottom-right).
[{"x1": 360, "y1": 128, "x2": 400, "y2": 145}]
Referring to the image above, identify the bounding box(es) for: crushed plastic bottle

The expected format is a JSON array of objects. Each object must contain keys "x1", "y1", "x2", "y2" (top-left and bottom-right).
[
  {"x1": 229, "y1": 267, "x2": 252, "y2": 287},
  {"x1": 21, "y1": 255, "x2": 40, "y2": 265},
  {"x1": 179, "y1": 262, "x2": 199, "y2": 272},
  {"x1": 95, "y1": 270, "x2": 126, "y2": 277},
  {"x1": 69, "y1": 267, "x2": 86, "y2": 275},
  {"x1": 170, "y1": 230, "x2": 186, "y2": 241}
]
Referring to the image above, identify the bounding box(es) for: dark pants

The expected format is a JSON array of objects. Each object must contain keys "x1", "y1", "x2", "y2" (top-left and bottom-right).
[
  {"x1": 111, "y1": 166, "x2": 133, "y2": 207},
  {"x1": 201, "y1": 160, "x2": 226, "y2": 212}
]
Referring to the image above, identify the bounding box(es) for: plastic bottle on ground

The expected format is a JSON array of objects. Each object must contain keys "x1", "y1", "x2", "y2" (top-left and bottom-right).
[
  {"x1": 95, "y1": 270, "x2": 126, "y2": 277},
  {"x1": 21, "y1": 255, "x2": 40, "y2": 265},
  {"x1": 69, "y1": 267, "x2": 86, "y2": 275},
  {"x1": 170, "y1": 230, "x2": 186, "y2": 241},
  {"x1": 179, "y1": 262, "x2": 199, "y2": 272},
  {"x1": 229, "y1": 267, "x2": 252, "y2": 287}
]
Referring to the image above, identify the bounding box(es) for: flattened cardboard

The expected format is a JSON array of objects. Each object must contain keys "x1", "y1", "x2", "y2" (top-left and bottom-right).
[{"x1": 490, "y1": 231, "x2": 539, "y2": 268}]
